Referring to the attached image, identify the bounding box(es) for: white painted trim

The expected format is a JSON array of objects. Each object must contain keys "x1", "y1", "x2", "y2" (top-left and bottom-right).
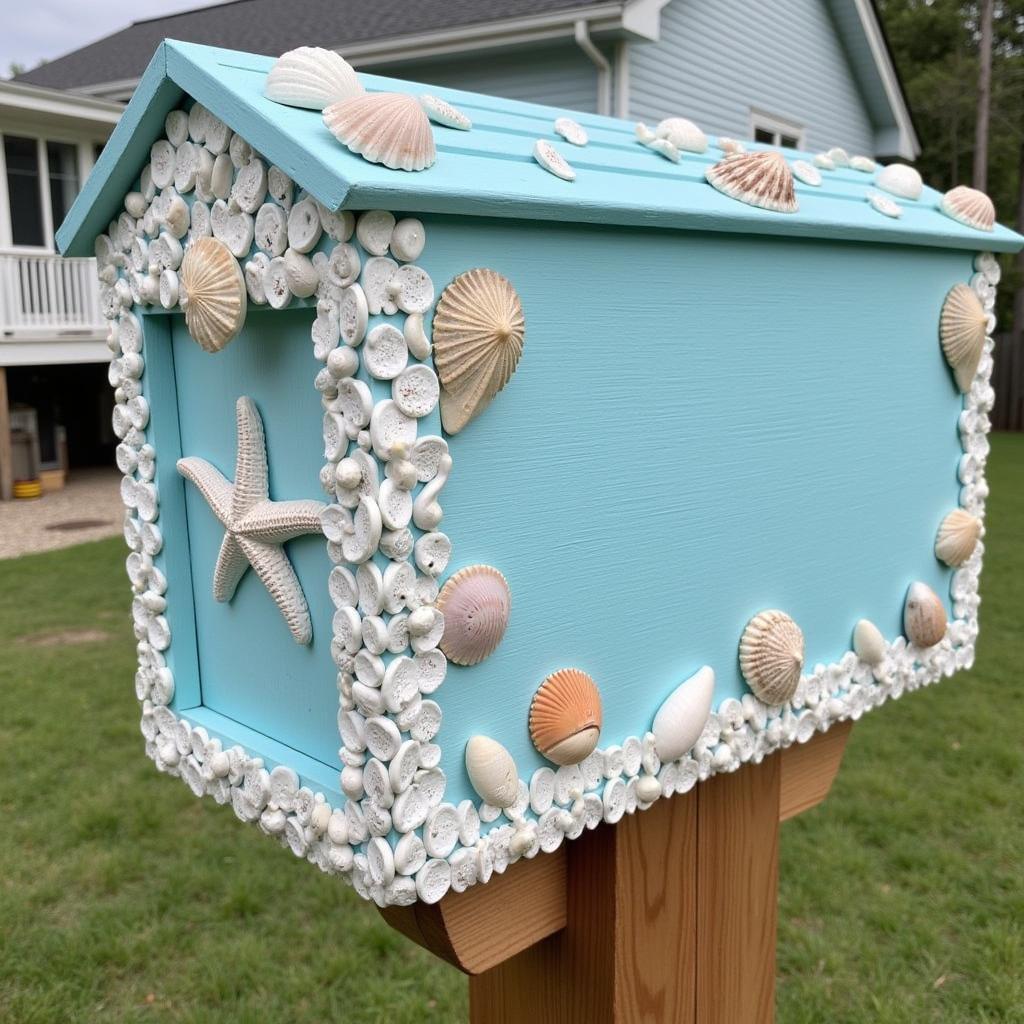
[
  {"x1": 748, "y1": 108, "x2": 806, "y2": 148},
  {"x1": 0, "y1": 80, "x2": 123, "y2": 124},
  {"x1": 575, "y1": 20, "x2": 613, "y2": 116},
  {"x1": 0, "y1": 136, "x2": 10, "y2": 250},
  {"x1": 0, "y1": 338, "x2": 109, "y2": 366},
  {"x1": 614, "y1": 41, "x2": 631, "y2": 119},
  {"x1": 621, "y1": 0, "x2": 673, "y2": 39},
  {"x1": 36, "y1": 138, "x2": 55, "y2": 251}
]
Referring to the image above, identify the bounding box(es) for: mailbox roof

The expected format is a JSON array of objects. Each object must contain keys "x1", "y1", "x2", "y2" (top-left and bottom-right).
[{"x1": 58, "y1": 39, "x2": 1024, "y2": 257}]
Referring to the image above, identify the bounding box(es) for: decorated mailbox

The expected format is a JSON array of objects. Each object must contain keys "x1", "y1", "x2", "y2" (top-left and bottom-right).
[{"x1": 58, "y1": 40, "x2": 1023, "y2": 912}]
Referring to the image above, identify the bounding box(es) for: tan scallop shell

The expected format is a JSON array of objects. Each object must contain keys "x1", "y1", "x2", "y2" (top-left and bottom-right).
[
  {"x1": 935, "y1": 508, "x2": 981, "y2": 567},
  {"x1": 433, "y1": 269, "x2": 525, "y2": 434},
  {"x1": 265, "y1": 47, "x2": 363, "y2": 110},
  {"x1": 940, "y1": 283, "x2": 987, "y2": 392},
  {"x1": 940, "y1": 185, "x2": 995, "y2": 232},
  {"x1": 903, "y1": 582, "x2": 946, "y2": 648},
  {"x1": 739, "y1": 610, "x2": 805, "y2": 705},
  {"x1": 706, "y1": 151, "x2": 798, "y2": 214},
  {"x1": 179, "y1": 236, "x2": 247, "y2": 353},
  {"x1": 436, "y1": 565, "x2": 510, "y2": 666},
  {"x1": 528, "y1": 668, "x2": 602, "y2": 766},
  {"x1": 323, "y1": 92, "x2": 435, "y2": 172}
]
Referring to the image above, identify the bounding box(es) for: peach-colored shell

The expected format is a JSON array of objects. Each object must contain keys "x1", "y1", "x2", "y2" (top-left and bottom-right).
[
  {"x1": 436, "y1": 565, "x2": 510, "y2": 666},
  {"x1": 529, "y1": 668, "x2": 602, "y2": 766},
  {"x1": 940, "y1": 185, "x2": 995, "y2": 232},
  {"x1": 940, "y1": 283, "x2": 987, "y2": 392},
  {"x1": 323, "y1": 92, "x2": 436, "y2": 172},
  {"x1": 179, "y1": 236, "x2": 247, "y2": 353},
  {"x1": 705, "y1": 150, "x2": 798, "y2": 214}
]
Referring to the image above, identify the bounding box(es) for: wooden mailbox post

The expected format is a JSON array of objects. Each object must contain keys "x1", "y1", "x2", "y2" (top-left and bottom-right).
[{"x1": 382, "y1": 722, "x2": 852, "y2": 1024}]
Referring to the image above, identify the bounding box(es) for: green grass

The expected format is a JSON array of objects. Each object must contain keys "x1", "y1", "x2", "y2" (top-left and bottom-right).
[{"x1": 1, "y1": 437, "x2": 1022, "y2": 1023}]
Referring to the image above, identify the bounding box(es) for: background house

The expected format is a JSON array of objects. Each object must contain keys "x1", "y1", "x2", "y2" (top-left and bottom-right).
[{"x1": 0, "y1": 0, "x2": 918, "y2": 499}]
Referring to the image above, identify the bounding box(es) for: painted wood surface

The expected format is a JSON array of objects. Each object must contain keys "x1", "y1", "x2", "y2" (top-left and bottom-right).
[
  {"x1": 57, "y1": 41, "x2": 1024, "y2": 258},
  {"x1": 629, "y1": 0, "x2": 875, "y2": 157},
  {"x1": 778, "y1": 718, "x2": 852, "y2": 821}
]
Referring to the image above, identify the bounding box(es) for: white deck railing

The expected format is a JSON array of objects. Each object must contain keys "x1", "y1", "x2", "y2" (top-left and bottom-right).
[{"x1": 0, "y1": 250, "x2": 106, "y2": 338}]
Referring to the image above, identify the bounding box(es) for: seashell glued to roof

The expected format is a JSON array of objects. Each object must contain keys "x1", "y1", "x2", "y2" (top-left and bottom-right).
[
  {"x1": 265, "y1": 47, "x2": 362, "y2": 111},
  {"x1": 706, "y1": 151, "x2": 798, "y2": 214},
  {"x1": 420, "y1": 93, "x2": 472, "y2": 131},
  {"x1": 940, "y1": 185, "x2": 995, "y2": 232},
  {"x1": 655, "y1": 116, "x2": 707, "y2": 154},
  {"x1": 323, "y1": 92, "x2": 436, "y2": 172},
  {"x1": 876, "y1": 163, "x2": 922, "y2": 200}
]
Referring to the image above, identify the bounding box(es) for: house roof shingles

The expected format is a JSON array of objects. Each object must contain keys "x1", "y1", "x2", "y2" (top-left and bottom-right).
[{"x1": 15, "y1": 0, "x2": 611, "y2": 92}]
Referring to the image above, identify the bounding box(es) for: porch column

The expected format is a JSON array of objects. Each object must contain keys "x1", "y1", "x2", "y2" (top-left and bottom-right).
[{"x1": 0, "y1": 365, "x2": 12, "y2": 500}]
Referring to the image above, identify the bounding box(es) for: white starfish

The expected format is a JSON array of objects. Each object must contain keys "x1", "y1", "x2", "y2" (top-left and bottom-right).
[{"x1": 177, "y1": 396, "x2": 326, "y2": 645}]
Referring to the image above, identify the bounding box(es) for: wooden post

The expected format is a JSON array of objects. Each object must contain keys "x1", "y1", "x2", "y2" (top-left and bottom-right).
[
  {"x1": 381, "y1": 724, "x2": 852, "y2": 1024},
  {"x1": 0, "y1": 365, "x2": 12, "y2": 501}
]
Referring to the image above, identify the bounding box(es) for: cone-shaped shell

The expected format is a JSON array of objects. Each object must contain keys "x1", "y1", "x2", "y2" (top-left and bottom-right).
[
  {"x1": 739, "y1": 610, "x2": 804, "y2": 704},
  {"x1": 323, "y1": 92, "x2": 435, "y2": 172},
  {"x1": 179, "y1": 236, "x2": 246, "y2": 353},
  {"x1": 935, "y1": 508, "x2": 981, "y2": 567},
  {"x1": 465, "y1": 735, "x2": 519, "y2": 808},
  {"x1": 940, "y1": 185, "x2": 995, "y2": 232},
  {"x1": 436, "y1": 565, "x2": 510, "y2": 665},
  {"x1": 940, "y1": 283, "x2": 987, "y2": 392},
  {"x1": 652, "y1": 665, "x2": 715, "y2": 763},
  {"x1": 529, "y1": 669, "x2": 602, "y2": 765},
  {"x1": 706, "y1": 151, "x2": 798, "y2": 214},
  {"x1": 852, "y1": 619, "x2": 886, "y2": 666},
  {"x1": 433, "y1": 269, "x2": 525, "y2": 433},
  {"x1": 265, "y1": 47, "x2": 363, "y2": 110},
  {"x1": 903, "y1": 582, "x2": 947, "y2": 648}
]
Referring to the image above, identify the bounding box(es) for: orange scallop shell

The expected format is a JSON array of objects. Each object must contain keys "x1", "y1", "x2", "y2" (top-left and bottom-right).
[{"x1": 528, "y1": 668, "x2": 602, "y2": 766}]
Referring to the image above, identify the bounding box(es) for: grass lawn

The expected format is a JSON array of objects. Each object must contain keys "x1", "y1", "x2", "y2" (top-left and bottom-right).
[{"x1": 1, "y1": 436, "x2": 1022, "y2": 1024}]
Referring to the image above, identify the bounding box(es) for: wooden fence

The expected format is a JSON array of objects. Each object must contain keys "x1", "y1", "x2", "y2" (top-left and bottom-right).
[{"x1": 992, "y1": 332, "x2": 1024, "y2": 431}]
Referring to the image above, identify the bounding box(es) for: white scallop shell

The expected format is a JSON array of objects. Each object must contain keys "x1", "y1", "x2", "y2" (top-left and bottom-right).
[
  {"x1": 179, "y1": 237, "x2": 246, "y2": 352},
  {"x1": 465, "y1": 736, "x2": 519, "y2": 808},
  {"x1": 324, "y1": 92, "x2": 436, "y2": 172},
  {"x1": 533, "y1": 139, "x2": 575, "y2": 181},
  {"x1": 356, "y1": 209, "x2": 395, "y2": 256},
  {"x1": 656, "y1": 116, "x2": 707, "y2": 153},
  {"x1": 940, "y1": 185, "x2": 995, "y2": 232},
  {"x1": 706, "y1": 151, "x2": 798, "y2": 214},
  {"x1": 651, "y1": 665, "x2": 715, "y2": 763},
  {"x1": 792, "y1": 159, "x2": 821, "y2": 186},
  {"x1": 868, "y1": 192, "x2": 902, "y2": 219},
  {"x1": 391, "y1": 218, "x2": 425, "y2": 262},
  {"x1": 265, "y1": 47, "x2": 363, "y2": 110},
  {"x1": 940, "y1": 283, "x2": 987, "y2": 392},
  {"x1": 903, "y1": 582, "x2": 947, "y2": 648},
  {"x1": 739, "y1": 610, "x2": 805, "y2": 705},
  {"x1": 876, "y1": 163, "x2": 922, "y2": 200},
  {"x1": 852, "y1": 619, "x2": 886, "y2": 666},
  {"x1": 420, "y1": 93, "x2": 472, "y2": 130},
  {"x1": 554, "y1": 116, "x2": 588, "y2": 146},
  {"x1": 935, "y1": 508, "x2": 981, "y2": 567}
]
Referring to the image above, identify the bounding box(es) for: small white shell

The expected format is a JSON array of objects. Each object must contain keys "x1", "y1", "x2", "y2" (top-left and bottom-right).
[
  {"x1": 255, "y1": 202, "x2": 288, "y2": 255},
  {"x1": 852, "y1": 619, "x2": 886, "y2": 666},
  {"x1": 718, "y1": 137, "x2": 746, "y2": 155},
  {"x1": 338, "y1": 285, "x2": 368, "y2": 347},
  {"x1": 388, "y1": 264, "x2": 434, "y2": 314},
  {"x1": 850, "y1": 155, "x2": 876, "y2": 173},
  {"x1": 826, "y1": 146, "x2": 850, "y2": 167},
  {"x1": 364, "y1": 323, "x2": 408, "y2": 379},
  {"x1": 651, "y1": 666, "x2": 715, "y2": 763},
  {"x1": 420, "y1": 93, "x2": 471, "y2": 130},
  {"x1": 868, "y1": 192, "x2": 902, "y2": 218},
  {"x1": 268, "y1": 166, "x2": 294, "y2": 209},
  {"x1": 792, "y1": 160, "x2": 821, "y2": 186},
  {"x1": 362, "y1": 257, "x2": 399, "y2": 315},
  {"x1": 554, "y1": 116, "x2": 588, "y2": 146},
  {"x1": 165, "y1": 109, "x2": 188, "y2": 147},
  {"x1": 369, "y1": 399, "x2": 417, "y2": 460},
  {"x1": 465, "y1": 736, "x2": 519, "y2": 808},
  {"x1": 876, "y1": 163, "x2": 923, "y2": 200},
  {"x1": 231, "y1": 158, "x2": 267, "y2": 214},
  {"x1": 935, "y1": 508, "x2": 981, "y2": 567},
  {"x1": 390, "y1": 218, "x2": 425, "y2": 262},
  {"x1": 283, "y1": 248, "x2": 319, "y2": 298},
  {"x1": 356, "y1": 210, "x2": 396, "y2": 256},
  {"x1": 150, "y1": 140, "x2": 175, "y2": 189},
  {"x1": 812, "y1": 152, "x2": 836, "y2": 170},
  {"x1": 265, "y1": 46, "x2": 363, "y2": 110},
  {"x1": 287, "y1": 197, "x2": 322, "y2": 253},
  {"x1": 404, "y1": 312, "x2": 431, "y2": 360},
  {"x1": 903, "y1": 582, "x2": 947, "y2": 648},
  {"x1": 414, "y1": 532, "x2": 451, "y2": 577},
  {"x1": 392, "y1": 364, "x2": 440, "y2": 418},
  {"x1": 656, "y1": 116, "x2": 707, "y2": 153},
  {"x1": 533, "y1": 139, "x2": 575, "y2": 181},
  {"x1": 263, "y1": 256, "x2": 292, "y2": 309},
  {"x1": 328, "y1": 242, "x2": 361, "y2": 288}
]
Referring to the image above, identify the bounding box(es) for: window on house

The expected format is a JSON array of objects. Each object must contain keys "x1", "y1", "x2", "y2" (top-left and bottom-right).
[
  {"x1": 750, "y1": 112, "x2": 804, "y2": 150},
  {"x1": 4, "y1": 135, "x2": 46, "y2": 247},
  {"x1": 47, "y1": 141, "x2": 80, "y2": 238}
]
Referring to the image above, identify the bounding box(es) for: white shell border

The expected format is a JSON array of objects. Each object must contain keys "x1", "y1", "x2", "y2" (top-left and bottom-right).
[{"x1": 100, "y1": 105, "x2": 996, "y2": 908}]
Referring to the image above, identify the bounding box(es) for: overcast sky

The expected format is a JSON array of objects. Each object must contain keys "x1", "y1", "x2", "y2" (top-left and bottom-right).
[{"x1": 3, "y1": 1, "x2": 216, "y2": 76}]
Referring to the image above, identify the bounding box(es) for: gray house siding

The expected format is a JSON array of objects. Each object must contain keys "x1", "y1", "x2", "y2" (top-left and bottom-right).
[
  {"x1": 377, "y1": 44, "x2": 602, "y2": 114},
  {"x1": 628, "y1": 0, "x2": 876, "y2": 156}
]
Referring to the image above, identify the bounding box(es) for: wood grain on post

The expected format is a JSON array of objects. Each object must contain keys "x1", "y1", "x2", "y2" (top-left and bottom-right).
[{"x1": 0, "y1": 366, "x2": 12, "y2": 501}]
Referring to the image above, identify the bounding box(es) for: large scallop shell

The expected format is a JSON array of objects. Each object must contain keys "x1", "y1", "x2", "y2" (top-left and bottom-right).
[
  {"x1": 436, "y1": 565, "x2": 510, "y2": 666},
  {"x1": 935, "y1": 508, "x2": 981, "y2": 567},
  {"x1": 651, "y1": 665, "x2": 714, "y2": 763},
  {"x1": 265, "y1": 47, "x2": 363, "y2": 110},
  {"x1": 433, "y1": 269, "x2": 525, "y2": 434},
  {"x1": 465, "y1": 735, "x2": 519, "y2": 808},
  {"x1": 529, "y1": 668, "x2": 602, "y2": 766},
  {"x1": 706, "y1": 151, "x2": 798, "y2": 214},
  {"x1": 876, "y1": 163, "x2": 922, "y2": 200},
  {"x1": 940, "y1": 283, "x2": 987, "y2": 392},
  {"x1": 940, "y1": 186, "x2": 995, "y2": 231},
  {"x1": 903, "y1": 582, "x2": 946, "y2": 648},
  {"x1": 323, "y1": 92, "x2": 435, "y2": 172},
  {"x1": 179, "y1": 236, "x2": 246, "y2": 353},
  {"x1": 739, "y1": 610, "x2": 805, "y2": 705}
]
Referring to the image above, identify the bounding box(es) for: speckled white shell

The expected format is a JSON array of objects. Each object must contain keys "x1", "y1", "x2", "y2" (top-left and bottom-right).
[
  {"x1": 651, "y1": 665, "x2": 715, "y2": 762},
  {"x1": 533, "y1": 139, "x2": 575, "y2": 181},
  {"x1": 179, "y1": 237, "x2": 246, "y2": 352},
  {"x1": 391, "y1": 218, "x2": 426, "y2": 262},
  {"x1": 903, "y1": 582, "x2": 947, "y2": 648},
  {"x1": 852, "y1": 619, "x2": 886, "y2": 666},
  {"x1": 792, "y1": 159, "x2": 821, "y2": 186},
  {"x1": 706, "y1": 151, "x2": 798, "y2": 214},
  {"x1": 739, "y1": 610, "x2": 805, "y2": 705},
  {"x1": 940, "y1": 185, "x2": 995, "y2": 232},
  {"x1": 265, "y1": 47, "x2": 363, "y2": 110},
  {"x1": 436, "y1": 564, "x2": 510, "y2": 666},
  {"x1": 323, "y1": 92, "x2": 436, "y2": 172},
  {"x1": 868, "y1": 192, "x2": 902, "y2": 218},
  {"x1": 935, "y1": 508, "x2": 981, "y2": 567},
  {"x1": 529, "y1": 668, "x2": 602, "y2": 766},
  {"x1": 420, "y1": 94, "x2": 472, "y2": 130},
  {"x1": 940, "y1": 283, "x2": 987, "y2": 392},
  {"x1": 554, "y1": 116, "x2": 588, "y2": 146},
  {"x1": 656, "y1": 117, "x2": 707, "y2": 153},
  {"x1": 465, "y1": 736, "x2": 519, "y2": 808},
  {"x1": 876, "y1": 163, "x2": 923, "y2": 200}
]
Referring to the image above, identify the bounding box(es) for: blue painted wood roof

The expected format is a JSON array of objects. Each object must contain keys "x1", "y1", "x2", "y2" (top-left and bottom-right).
[{"x1": 58, "y1": 39, "x2": 1024, "y2": 256}]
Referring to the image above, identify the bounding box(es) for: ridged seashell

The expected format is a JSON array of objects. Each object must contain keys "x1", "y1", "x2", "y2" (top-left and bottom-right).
[
  {"x1": 940, "y1": 283, "x2": 987, "y2": 392},
  {"x1": 433, "y1": 269, "x2": 525, "y2": 434},
  {"x1": 706, "y1": 151, "x2": 798, "y2": 214},
  {"x1": 179, "y1": 236, "x2": 246, "y2": 353},
  {"x1": 436, "y1": 565, "x2": 510, "y2": 666},
  {"x1": 876, "y1": 163, "x2": 922, "y2": 200},
  {"x1": 852, "y1": 619, "x2": 886, "y2": 666},
  {"x1": 465, "y1": 735, "x2": 519, "y2": 808},
  {"x1": 739, "y1": 610, "x2": 805, "y2": 705},
  {"x1": 528, "y1": 669, "x2": 602, "y2": 766},
  {"x1": 935, "y1": 508, "x2": 981, "y2": 567},
  {"x1": 651, "y1": 666, "x2": 714, "y2": 763},
  {"x1": 265, "y1": 47, "x2": 362, "y2": 110},
  {"x1": 323, "y1": 92, "x2": 435, "y2": 172},
  {"x1": 903, "y1": 582, "x2": 947, "y2": 648},
  {"x1": 554, "y1": 116, "x2": 587, "y2": 146},
  {"x1": 656, "y1": 117, "x2": 707, "y2": 153},
  {"x1": 940, "y1": 185, "x2": 995, "y2": 232}
]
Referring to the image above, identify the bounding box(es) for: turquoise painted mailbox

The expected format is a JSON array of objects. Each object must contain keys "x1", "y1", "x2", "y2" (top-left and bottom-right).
[{"x1": 58, "y1": 40, "x2": 1022, "y2": 908}]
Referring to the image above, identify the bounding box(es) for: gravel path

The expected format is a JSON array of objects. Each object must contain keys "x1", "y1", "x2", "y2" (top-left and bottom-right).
[{"x1": 0, "y1": 469, "x2": 123, "y2": 559}]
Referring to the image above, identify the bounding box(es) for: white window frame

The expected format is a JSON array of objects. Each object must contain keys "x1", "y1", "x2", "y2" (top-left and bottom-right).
[{"x1": 748, "y1": 109, "x2": 805, "y2": 149}]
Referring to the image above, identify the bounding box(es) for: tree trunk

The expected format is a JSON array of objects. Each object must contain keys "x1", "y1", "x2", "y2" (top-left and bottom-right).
[{"x1": 973, "y1": 0, "x2": 993, "y2": 191}]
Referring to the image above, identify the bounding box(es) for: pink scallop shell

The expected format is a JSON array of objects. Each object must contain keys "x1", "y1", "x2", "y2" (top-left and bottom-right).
[{"x1": 437, "y1": 565, "x2": 510, "y2": 666}]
